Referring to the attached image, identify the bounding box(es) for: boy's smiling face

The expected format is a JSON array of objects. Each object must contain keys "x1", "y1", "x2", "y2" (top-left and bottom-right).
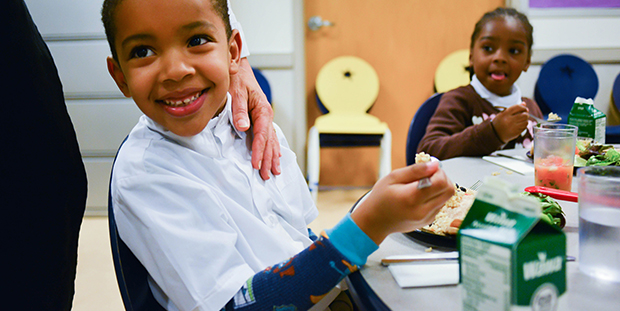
[
  {"x1": 469, "y1": 17, "x2": 531, "y2": 97},
  {"x1": 107, "y1": 0, "x2": 240, "y2": 137}
]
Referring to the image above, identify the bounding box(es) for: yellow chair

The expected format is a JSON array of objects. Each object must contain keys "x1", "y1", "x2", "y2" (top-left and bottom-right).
[
  {"x1": 307, "y1": 56, "x2": 391, "y2": 202},
  {"x1": 434, "y1": 49, "x2": 471, "y2": 93}
]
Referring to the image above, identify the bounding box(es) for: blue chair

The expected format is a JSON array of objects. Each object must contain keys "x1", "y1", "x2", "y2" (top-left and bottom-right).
[
  {"x1": 406, "y1": 93, "x2": 443, "y2": 165},
  {"x1": 252, "y1": 67, "x2": 272, "y2": 104},
  {"x1": 108, "y1": 139, "x2": 166, "y2": 311},
  {"x1": 534, "y1": 54, "x2": 599, "y2": 122},
  {"x1": 606, "y1": 72, "x2": 620, "y2": 143}
]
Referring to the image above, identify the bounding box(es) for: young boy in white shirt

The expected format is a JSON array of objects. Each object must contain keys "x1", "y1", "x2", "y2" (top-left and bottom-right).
[{"x1": 103, "y1": 0, "x2": 454, "y2": 309}]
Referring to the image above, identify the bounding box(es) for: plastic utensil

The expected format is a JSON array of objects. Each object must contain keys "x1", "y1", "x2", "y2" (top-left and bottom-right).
[
  {"x1": 524, "y1": 186, "x2": 578, "y2": 202},
  {"x1": 495, "y1": 106, "x2": 559, "y2": 124}
]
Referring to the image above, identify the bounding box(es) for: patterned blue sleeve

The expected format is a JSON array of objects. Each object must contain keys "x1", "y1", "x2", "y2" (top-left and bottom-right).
[{"x1": 223, "y1": 215, "x2": 378, "y2": 310}]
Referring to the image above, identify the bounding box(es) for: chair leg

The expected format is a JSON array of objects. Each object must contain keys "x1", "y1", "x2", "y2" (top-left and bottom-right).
[
  {"x1": 307, "y1": 126, "x2": 320, "y2": 202},
  {"x1": 378, "y1": 128, "x2": 392, "y2": 179}
]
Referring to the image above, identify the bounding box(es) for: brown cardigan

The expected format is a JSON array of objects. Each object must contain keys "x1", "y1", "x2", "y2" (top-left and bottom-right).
[{"x1": 417, "y1": 85, "x2": 542, "y2": 160}]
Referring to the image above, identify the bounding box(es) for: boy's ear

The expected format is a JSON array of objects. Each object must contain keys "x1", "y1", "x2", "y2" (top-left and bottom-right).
[
  {"x1": 228, "y1": 29, "x2": 242, "y2": 75},
  {"x1": 106, "y1": 56, "x2": 131, "y2": 97}
]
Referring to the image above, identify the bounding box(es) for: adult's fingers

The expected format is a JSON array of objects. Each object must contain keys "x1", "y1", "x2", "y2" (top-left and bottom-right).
[
  {"x1": 249, "y1": 91, "x2": 281, "y2": 177},
  {"x1": 229, "y1": 72, "x2": 251, "y2": 132}
]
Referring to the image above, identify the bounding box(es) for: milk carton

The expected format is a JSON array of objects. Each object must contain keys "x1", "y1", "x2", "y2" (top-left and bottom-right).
[
  {"x1": 458, "y1": 178, "x2": 566, "y2": 311},
  {"x1": 567, "y1": 97, "x2": 606, "y2": 144}
]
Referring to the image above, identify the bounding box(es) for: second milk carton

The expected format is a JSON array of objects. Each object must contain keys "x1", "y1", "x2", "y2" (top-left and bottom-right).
[
  {"x1": 567, "y1": 97, "x2": 606, "y2": 144},
  {"x1": 458, "y1": 178, "x2": 566, "y2": 311}
]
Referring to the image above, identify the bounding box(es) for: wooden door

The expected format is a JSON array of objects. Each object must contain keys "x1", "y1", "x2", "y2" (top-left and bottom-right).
[{"x1": 305, "y1": 0, "x2": 503, "y2": 186}]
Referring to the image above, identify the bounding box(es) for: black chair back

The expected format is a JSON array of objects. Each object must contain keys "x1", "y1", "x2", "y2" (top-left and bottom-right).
[{"x1": 108, "y1": 139, "x2": 166, "y2": 311}]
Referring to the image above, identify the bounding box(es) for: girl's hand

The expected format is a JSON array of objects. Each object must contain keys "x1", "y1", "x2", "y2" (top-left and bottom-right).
[
  {"x1": 351, "y1": 161, "x2": 455, "y2": 245},
  {"x1": 230, "y1": 58, "x2": 281, "y2": 180},
  {"x1": 493, "y1": 102, "x2": 529, "y2": 143}
]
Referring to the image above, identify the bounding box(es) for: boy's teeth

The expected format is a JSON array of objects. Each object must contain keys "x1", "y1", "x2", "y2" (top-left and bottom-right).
[{"x1": 164, "y1": 93, "x2": 200, "y2": 107}]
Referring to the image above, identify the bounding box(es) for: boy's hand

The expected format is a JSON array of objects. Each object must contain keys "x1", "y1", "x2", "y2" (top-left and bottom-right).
[
  {"x1": 492, "y1": 102, "x2": 529, "y2": 143},
  {"x1": 230, "y1": 58, "x2": 281, "y2": 180},
  {"x1": 351, "y1": 161, "x2": 455, "y2": 245}
]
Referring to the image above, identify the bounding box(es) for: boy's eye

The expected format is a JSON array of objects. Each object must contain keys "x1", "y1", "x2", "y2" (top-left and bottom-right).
[
  {"x1": 510, "y1": 48, "x2": 522, "y2": 55},
  {"x1": 130, "y1": 46, "x2": 154, "y2": 59},
  {"x1": 188, "y1": 36, "x2": 210, "y2": 47},
  {"x1": 482, "y1": 45, "x2": 493, "y2": 52}
]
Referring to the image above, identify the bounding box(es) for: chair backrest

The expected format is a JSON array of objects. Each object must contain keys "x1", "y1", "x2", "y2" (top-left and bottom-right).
[
  {"x1": 612, "y1": 71, "x2": 620, "y2": 117},
  {"x1": 252, "y1": 67, "x2": 272, "y2": 104},
  {"x1": 434, "y1": 49, "x2": 471, "y2": 93},
  {"x1": 108, "y1": 139, "x2": 166, "y2": 311},
  {"x1": 315, "y1": 56, "x2": 379, "y2": 115},
  {"x1": 534, "y1": 54, "x2": 599, "y2": 122},
  {"x1": 406, "y1": 93, "x2": 443, "y2": 165}
]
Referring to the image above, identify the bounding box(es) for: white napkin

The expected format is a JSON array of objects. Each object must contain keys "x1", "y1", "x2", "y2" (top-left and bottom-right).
[
  {"x1": 482, "y1": 156, "x2": 535, "y2": 175},
  {"x1": 385, "y1": 252, "x2": 459, "y2": 288},
  {"x1": 388, "y1": 261, "x2": 459, "y2": 288}
]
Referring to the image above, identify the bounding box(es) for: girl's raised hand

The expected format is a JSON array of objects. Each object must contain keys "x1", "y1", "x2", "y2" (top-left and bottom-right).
[
  {"x1": 351, "y1": 161, "x2": 455, "y2": 245},
  {"x1": 492, "y1": 102, "x2": 529, "y2": 143}
]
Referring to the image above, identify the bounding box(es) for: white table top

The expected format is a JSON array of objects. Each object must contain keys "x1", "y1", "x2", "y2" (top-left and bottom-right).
[{"x1": 359, "y1": 152, "x2": 620, "y2": 311}]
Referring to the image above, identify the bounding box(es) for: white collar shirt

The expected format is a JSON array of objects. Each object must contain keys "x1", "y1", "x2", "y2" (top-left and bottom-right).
[
  {"x1": 111, "y1": 94, "x2": 318, "y2": 311},
  {"x1": 471, "y1": 74, "x2": 523, "y2": 108}
]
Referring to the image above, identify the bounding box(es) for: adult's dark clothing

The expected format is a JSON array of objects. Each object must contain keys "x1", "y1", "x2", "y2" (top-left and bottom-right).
[{"x1": 1, "y1": 1, "x2": 88, "y2": 310}]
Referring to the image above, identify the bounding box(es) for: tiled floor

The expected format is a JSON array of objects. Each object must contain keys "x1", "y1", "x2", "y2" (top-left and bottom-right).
[{"x1": 71, "y1": 188, "x2": 370, "y2": 311}]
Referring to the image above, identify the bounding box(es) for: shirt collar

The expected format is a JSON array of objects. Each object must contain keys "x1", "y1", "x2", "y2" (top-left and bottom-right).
[
  {"x1": 470, "y1": 74, "x2": 522, "y2": 108},
  {"x1": 207, "y1": 93, "x2": 243, "y2": 139}
]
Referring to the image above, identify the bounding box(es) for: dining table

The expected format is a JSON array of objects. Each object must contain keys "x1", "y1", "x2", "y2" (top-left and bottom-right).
[{"x1": 346, "y1": 149, "x2": 620, "y2": 311}]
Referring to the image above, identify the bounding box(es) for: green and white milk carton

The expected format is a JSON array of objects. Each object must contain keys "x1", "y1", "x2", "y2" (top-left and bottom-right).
[
  {"x1": 567, "y1": 97, "x2": 606, "y2": 144},
  {"x1": 458, "y1": 178, "x2": 566, "y2": 311}
]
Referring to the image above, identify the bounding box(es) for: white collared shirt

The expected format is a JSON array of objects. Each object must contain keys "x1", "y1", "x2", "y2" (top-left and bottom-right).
[
  {"x1": 111, "y1": 94, "x2": 318, "y2": 311},
  {"x1": 470, "y1": 74, "x2": 522, "y2": 108}
]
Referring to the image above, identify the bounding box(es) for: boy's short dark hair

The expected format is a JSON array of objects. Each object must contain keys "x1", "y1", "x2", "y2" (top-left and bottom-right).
[{"x1": 101, "y1": 0, "x2": 232, "y2": 62}]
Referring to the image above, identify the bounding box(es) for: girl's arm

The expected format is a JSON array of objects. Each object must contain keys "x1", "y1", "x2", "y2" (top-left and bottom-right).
[{"x1": 417, "y1": 89, "x2": 504, "y2": 160}]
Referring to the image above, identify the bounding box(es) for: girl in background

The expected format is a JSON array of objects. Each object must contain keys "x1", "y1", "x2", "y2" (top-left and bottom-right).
[{"x1": 418, "y1": 7, "x2": 543, "y2": 160}]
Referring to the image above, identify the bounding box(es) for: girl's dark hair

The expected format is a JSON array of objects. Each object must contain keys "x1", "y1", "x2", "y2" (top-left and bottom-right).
[
  {"x1": 101, "y1": 0, "x2": 231, "y2": 62},
  {"x1": 470, "y1": 7, "x2": 533, "y2": 51},
  {"x1": 466, "y1": 7, "x2": 533, "y2": 79}
]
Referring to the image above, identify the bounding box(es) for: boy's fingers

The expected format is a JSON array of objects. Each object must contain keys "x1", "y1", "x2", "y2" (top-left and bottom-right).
[{"x1": 389, "y1": 161, "x2": 440, "y2": 184}]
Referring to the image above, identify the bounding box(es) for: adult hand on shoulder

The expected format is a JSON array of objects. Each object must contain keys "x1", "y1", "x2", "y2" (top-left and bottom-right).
[
  {"x1": 492, "y1": 102, "x2": 529, "y2": 143},
  {"x1": 351, "y1": 161, "x2": 455, "y2": 245},
  {"x1": 230, "y1": 57, "x2": 281, "y2": 180}
]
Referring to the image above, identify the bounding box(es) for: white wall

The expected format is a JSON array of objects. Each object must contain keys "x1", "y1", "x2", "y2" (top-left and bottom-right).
[
  {"x1": 509, "y1": 1, "x2": 620, "y2": 121},
  {"x1": 231, "y1": 0, "x2": 307, "y2": 169}
]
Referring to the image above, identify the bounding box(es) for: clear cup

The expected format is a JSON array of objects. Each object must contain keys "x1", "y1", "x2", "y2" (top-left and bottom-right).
[
  {"x1": 578, "y1": 166, "x2": 620, "y2": 283},
  {"x1": 533, "y1": 124, "x2": 578, "y2": 191}
]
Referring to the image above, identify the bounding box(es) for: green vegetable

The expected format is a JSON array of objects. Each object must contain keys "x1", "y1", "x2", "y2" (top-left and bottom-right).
[
  {"x1": 574, "y1": 140, "x2": 620, "y2": 168},
  {"x1": 520, "y1": 192, "x2": 566, "y2": 228}
]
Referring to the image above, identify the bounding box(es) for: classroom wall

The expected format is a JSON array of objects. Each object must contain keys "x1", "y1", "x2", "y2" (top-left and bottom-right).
[{"x1": 508, "y1": 0, "x2": 620, "y2": 124}]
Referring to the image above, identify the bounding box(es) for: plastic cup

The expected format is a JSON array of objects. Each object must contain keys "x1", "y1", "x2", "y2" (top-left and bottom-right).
[
  {"x1": 577, "y1": 166, "x2": 620, "y2": 283},
  {"x1": 533, "y1": 124, "x2": 577, "y2": 191}
]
